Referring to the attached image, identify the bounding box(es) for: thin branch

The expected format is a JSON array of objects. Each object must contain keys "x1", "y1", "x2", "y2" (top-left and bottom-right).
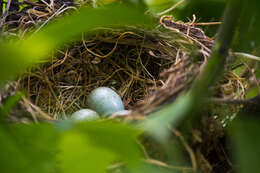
[
  {"x1": 171, "y1": 128, "x2": 197, "y2": 172},
  {"x1": 145, "y1": 159, "x2": 193, "y2": 171},
  {"x1": 141, "y1": 0, "x2": 244, "y2": 141},
  {"x1": 34, "y1": 4, "x2": 66, "y2": 34},
  {"x1": 0, "y1": 0, "x2": 3, "y2": 16},
  {"x1": 157, "y1": 0, "x2": 186, "y2": 16},
  {"x1": 193, "y1": 22, "x2": 221, "y2": 26},
  {"x1": 0, "y1": 0, "x2": 12, "y2": 28},
  {"x1": 232, "y1": 52, "x2": 260, "y2": 61},
  {"x1": 192, "y1": 0, "x2": 244, "y2": 96}
]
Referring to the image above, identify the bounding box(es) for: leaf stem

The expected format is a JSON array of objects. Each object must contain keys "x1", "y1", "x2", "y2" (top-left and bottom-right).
[{"x1": 141, "y1": 0, "x2": 244, "y2": 140}]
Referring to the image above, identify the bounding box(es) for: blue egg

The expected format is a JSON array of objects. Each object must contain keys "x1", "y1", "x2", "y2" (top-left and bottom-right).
[
  {"x1": 71, "y1": 109, "x2": 99, "y2": 121},
  {"x1": 87, "y1": 87, "x2": 125, "y2": 116}
]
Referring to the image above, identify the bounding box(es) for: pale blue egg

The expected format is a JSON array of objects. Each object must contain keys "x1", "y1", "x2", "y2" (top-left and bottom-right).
[
  {"x1": 71, "y1": 109, "x2": 99, "y2": 121},
  {"x1": 87, "y1": 87, "x2": 125, "y2": 116}
]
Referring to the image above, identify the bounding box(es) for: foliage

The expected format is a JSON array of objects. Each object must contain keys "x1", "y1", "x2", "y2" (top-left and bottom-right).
[
  {"x1": 0, "y1": 123, "x2": 59, "y2": 173},
  {"x1": 229, "y1": 117, "x2": 260, "y2": 173},
  {"x1": 0, "y1": 2, "x2": 154, "y2": 83}
]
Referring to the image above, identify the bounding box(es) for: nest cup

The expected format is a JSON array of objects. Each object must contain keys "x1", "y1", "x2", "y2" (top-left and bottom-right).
[
  {"x1": 0, "y1": 0, "x2": 213, "y2": 121},
  {"x1": 10, "y1": 27, "x2": 203, "y2": 121},
  {"x1": 0, "y1": 0, "x2": 214, "y2": 121}
]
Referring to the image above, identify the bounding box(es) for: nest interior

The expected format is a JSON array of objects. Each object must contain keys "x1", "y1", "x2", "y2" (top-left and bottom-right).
[{"x1": 17, "y1": 28, "x2": 202, "y2": 120}]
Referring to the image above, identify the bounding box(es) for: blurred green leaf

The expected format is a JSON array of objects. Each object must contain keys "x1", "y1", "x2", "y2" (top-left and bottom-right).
[
  {"x1": 144, "y1": 0, "x2": 178, "y2": 13},
  {"x1": 58, "y1": 128, "x2": 116, "y2": 173},
  {"x1": 0, "y1": 3, "x2": 154, "y2": 83},
  {"x1": 0, "y1": 123, "x2": 59, "y2": 173},
  {"x1": 0, "y1": 120, "x2": 144, "y2": 173},
  {"x1": 234, "y1": 0, "x2": 260, "y2": 52},
  {"x1": 229, "y1": 117, "x2": 260, "y2": 173},
  {"x1": 145, "y1": 0, "x2": 174, "y2": 6},
  {"x1": 58, "y1": 120, "x2": 143, "y2": 173},
  {"x1": 0, "y1": 91, "x2": 24, "y2": 118},
  {"x1": 129, "y1": 160, "x2": 174, "y2": 173},
  {"x1": 245, "y1": 86, "x2": 259, "y2": 99},
  {"x1": 139, "y1": 93, "x2": 192, "y2": 140},
  {"x1": 76, "y1": 120, "x2": 143, "y2": 166},
  {"x1": 0, "y1": 126, "x2": 29, "y2": 173},
  {"x1": 140, "y1": 0, "x2": 242, "y2": 142},
  {"x1": 179, "y1": 0, "x2": 226, "y2": 20}
]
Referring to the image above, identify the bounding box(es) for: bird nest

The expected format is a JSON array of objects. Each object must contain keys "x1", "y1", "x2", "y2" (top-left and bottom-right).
[
  {"x1": 15, "y1": 27, "x2": 205, "y2": 120},
  {"x1": 1, "y1": 1, "x2": 253, "y2": 173},
  {"x1": 0, "y1": 0, "x2": 245, "y2": 122}
]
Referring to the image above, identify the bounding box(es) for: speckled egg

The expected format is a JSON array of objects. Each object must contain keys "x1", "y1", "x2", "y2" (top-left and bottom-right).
[
  {"x1": 87, "y1": 87, "x2": 125, "y2": 116},
  {"x1": 71, "y1": 109, "x2": 99, "y2": 121}
]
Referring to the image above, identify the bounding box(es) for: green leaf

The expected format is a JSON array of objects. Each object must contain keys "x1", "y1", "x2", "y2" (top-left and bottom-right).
[
  {"x1": 0, "y1": 126, "x2": 29, "y2": 173},
  {"x1": 139, "y1": 93, "x2": 192, "y2": 140},
  {"x1": 0, "y1": 91, "x2": 24, "y2": 119},
  {"x1": 234, "y1": 0, "x2": 260, "y2": 51},
  {"x1": 0, "y1": 123, "x2": 59, "y2": 173},
  {"x1": 140, "y1": 0, "x2": 242, "y2": 142},
  {"x1": 0, "y1": 4, "x2": 154, "y2": 83},
  {"x1": 179, "y1": 0, "x2": 226, "y2": 21},
  {"x1": 78, "y1": 121, "x2": 143, "y2": 165},
  {"x1": 229, "y1": 117, "x2": 260, "y2": 173},
  {"x1": 58, "y1": 128, "x2": 116, "y2": 173},
  {"x1": 58, "y1": 120, "x2": 143, "y2": 173},
  {"x1": 245, "y1": 86, "x2": 259, "y2": 99},
  {"x1": 145, "y1": 0, "x2": 179, "y2": 13}
]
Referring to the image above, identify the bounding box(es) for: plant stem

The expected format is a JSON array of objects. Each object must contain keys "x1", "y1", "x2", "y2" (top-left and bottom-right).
[
  {"x1": 141, "y1": 0, "x2": 244, "y2": 140},
  {"x1": 191, "y1": 0, "x2": 243, "y2": 98}
]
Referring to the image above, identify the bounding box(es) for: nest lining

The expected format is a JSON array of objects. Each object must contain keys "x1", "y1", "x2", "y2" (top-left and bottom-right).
[{"x1": 17, "y1": 28, "x2": 203, "y2": 120}]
